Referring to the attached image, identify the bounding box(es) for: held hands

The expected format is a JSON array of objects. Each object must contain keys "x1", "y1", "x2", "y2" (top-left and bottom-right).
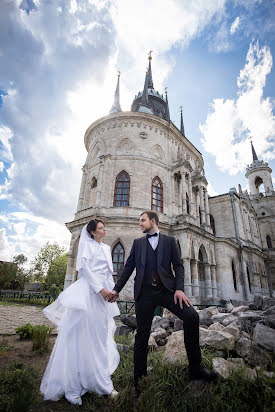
[
  {"x1": 174, "y1": 290, "x2": 192, "y2": 309},
  {"x1": 100, "y1": 288, "x2": 119, "y2": 303}
]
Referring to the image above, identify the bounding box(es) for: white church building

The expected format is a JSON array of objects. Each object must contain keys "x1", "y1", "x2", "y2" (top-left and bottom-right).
[{"x1": 64, "y1": 55, "x2": 275, "y2": 304}]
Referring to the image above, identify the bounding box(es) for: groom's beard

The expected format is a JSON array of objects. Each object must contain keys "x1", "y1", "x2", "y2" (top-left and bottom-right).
[{"x1": 143, "y1": 224, "x2": 154, "y2": 233}]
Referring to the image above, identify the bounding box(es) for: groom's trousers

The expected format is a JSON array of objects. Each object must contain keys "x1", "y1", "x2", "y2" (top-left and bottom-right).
[{"x1": 134, "y1": 285, "x2": 202, "y2": 388}]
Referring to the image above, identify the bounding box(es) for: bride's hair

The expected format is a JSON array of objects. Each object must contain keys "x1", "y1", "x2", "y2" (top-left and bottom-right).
[{"x1": 86, "y1": 219, "x2": 105, "y2": 239}]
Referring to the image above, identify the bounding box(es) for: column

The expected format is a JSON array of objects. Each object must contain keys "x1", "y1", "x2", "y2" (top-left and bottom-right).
[
  {"x1": 76, "y1": 168, "x2": 87, "y2": 212},
  {"x1": 205, "y1": 263, "x2": 212, "y2": 298},
  {"x1": 210, "y1": 265, "x2": 217, "y2": 298},
  {"x1": 196, "y1": 189, "x2": 200, "y2": 226},
  {"x1": 205, "y1": 189, "x2": 210, "y2": 225},
  {"x1": 191, "y1": 259, "x2": 199, "y2": 297},
  {"x1": 183, "y1": 258, "x2": 192, "y2": 297},
  {"x1": 199, "y1": 186, "x2": 206, "y2": 225},
  {"x1": 182, "y1": 178, "x2": 187, "y2": 214}
]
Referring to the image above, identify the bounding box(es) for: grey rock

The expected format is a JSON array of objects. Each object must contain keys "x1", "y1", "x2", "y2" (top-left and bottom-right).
[
  {"x1": 263, "y1": 305, "x2": 275, "y2": 316},
  {"x1": 199, "y1": 327, "x2": 235, "y2": 350},
  {"x1": 199, "y1": 306, "x2": 219, "y2": 320},
  {"x1": 199, "y1": 318, "x2": 213, "y2": 327},
  {"x1": 237, "y1": 312, "x2": 263, "y2": 334},
  {"x1": 245, "y1": 343, "x2": 272, "y2": 369},
  {"x1": 148, "y1": 335, "x2": 158, "y2": 350},
  {"x1": 213, "y1": 357, "x2": 256, "y2": 380},
  {"x1": 222, "y1": 315, "x2": 238, "y2": 326},
  {"x1": 262, "y1": 297, "x2": 275, "y2": 310},
  {"x1": 211, "y1": 313, "x2": 230, "y2": 323},
  {"x1": 235, "y1": 336, "x2": 251, "y2": 358},
  {"x1": 231, "y1": 305, "x2": 250, "y2": 314},
  {"x1": 224, "y1": 322, "x2": 240, "y2": 340},
  {"x1": 253, "y1": 294, "x2": 263, "y2": 310},
  {"x1": 162, "y1": 331, "x2": 187, "y2": 365},
  {"x1": 151, "y1": 317, "x2": 170, "y2": 332},
  {"x1": 120, "y1": 314, "x2": 137, "y2": 329},
  {"x1": 174, "y1": 319, "x2": 184, "y2": 331},
  {"x1": 263, "y1": 315, "x2": 275, "y2": 330},
  {"x1": 209, "y1": 322, "x2": 225, "y2": 331},
  {"x1": 218, "y1": 307, "x2": 228, "y2": 313},
  {"x1": 157, "y1": 338, "x2": 167, "y2": 346},
  {"x1": 116, "y1": 343, "x2": 130, "y2": 353},
  {"x1": 248, "y1": 304, "x2": 258, "y2": 311},
  {"x1": 253, "y1": 323, "x2": 275, "y2": 353},
  {"x1": 151, "y1": 327, "x2": 168, "y2": 342},
  {"x1": 229, "y1": 358, "x2": 245, "y2": 366},
  {"x1": 115, "y1": 325, "x2": 133, "y2": 336}
]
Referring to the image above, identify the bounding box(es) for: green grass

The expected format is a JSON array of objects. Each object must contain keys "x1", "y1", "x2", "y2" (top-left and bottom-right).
[
  {"x1": 114, "y1": 332, "x2": 135, "y2": 346},
  {"x1": 0, "y1": 341, "x2": 15, "y2": 352}
]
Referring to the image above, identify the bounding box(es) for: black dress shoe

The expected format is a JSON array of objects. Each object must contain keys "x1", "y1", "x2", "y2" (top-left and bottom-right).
[{"x1": 189, "y1": 366, "x2": 218, "y2": 382}]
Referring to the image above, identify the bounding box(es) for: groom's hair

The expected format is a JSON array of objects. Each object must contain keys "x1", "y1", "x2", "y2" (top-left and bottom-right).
[
  {"x1": 87, "y1": 219, "x2": 105, "y2": 239},
  {"x1": 140, "y1": 210, "x2": 159, "y2": 225}
]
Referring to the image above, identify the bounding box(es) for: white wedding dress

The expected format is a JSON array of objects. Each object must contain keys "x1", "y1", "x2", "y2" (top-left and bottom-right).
[{"x1": 40, "y1": 237, "x2": 120, "y2": 402}]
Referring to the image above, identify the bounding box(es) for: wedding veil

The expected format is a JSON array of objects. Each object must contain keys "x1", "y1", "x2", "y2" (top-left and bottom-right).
[{"x1": 76, "y1": 224, "x2": 96, "y2": 271}]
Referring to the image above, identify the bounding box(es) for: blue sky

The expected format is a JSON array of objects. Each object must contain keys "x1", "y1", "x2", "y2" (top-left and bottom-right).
[{"x1": 0, "y1": 0, "x2": 275, "y2": 262}]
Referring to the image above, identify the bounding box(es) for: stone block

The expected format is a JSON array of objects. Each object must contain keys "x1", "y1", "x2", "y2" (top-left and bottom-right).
[
  {"x1": 253, "y1": 323, "x2": 275, "y2": 353},
  {"x1": 222, "y1": 315, "x2": 238, "y2": 326},
  {"x1": 162, "y1": 330, "x2": 187, "y2": 365},
  {"x1": 211, "y1": 313, "x2": 230, "y2": 323},
  {"x1": 224, "y1": 322, "x2": 240, "y2": 340},
  {"x1": 262, "y1": 297, "x2": 275, "y2": 311},
  {"x1": 151, "y1": 317, "x2": 170, "y2": 332},
  {"x1": 199, "y1": 327, "x2": 235, "y2": 350},
  {"x1": 209, "y1": 322, "x2": 225, "y2": 331},
  {"x1": 120, "y1": 314, "x2": 137, "y2": 329},
  {"x1": 213, "y1": 357, "x2": 256, "y2": 380},
  {"x1": 151, "y1": 327, "x2": 168, "y2": 342},
  {"x1": 235, "y1": 336, "x2": 251, "y2": 358},
  {"x1": 174, "y1": 319, "x2": 184, "y2": 332},
  {"x1": 231, "y1": 305, "x2": 250, "y2": 314}
]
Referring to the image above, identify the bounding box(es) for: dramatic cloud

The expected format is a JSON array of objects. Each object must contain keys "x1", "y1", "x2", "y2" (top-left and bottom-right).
[
  {"x1": 0, "y1": 162, "x2": 4, "y2": 173},
  {"x1": 230, "y1": 16, "x2": 240, "y2": 34},
  {"x1": 200, "y1": 41, "x2": 275, "y2": 175}
]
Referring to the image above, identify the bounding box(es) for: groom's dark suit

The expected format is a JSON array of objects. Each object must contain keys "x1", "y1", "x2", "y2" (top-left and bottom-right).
[{"x1": 114, "y1": 233, "x2": 202, "y2": 389}]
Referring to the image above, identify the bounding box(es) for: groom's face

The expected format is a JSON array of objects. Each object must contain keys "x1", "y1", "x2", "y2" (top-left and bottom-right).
[{"x1": 139, "y1": 213, "x2": 154, "y2": 233}]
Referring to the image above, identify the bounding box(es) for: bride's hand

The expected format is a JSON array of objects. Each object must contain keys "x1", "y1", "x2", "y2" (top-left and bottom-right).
[{"x1": 100, "y1": 288, "x2": 112, "y2": 301}]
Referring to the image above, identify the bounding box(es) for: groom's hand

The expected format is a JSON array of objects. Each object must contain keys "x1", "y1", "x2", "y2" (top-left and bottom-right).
[
  {"x1": 174, "y1": 290, "x2": 191, "y2": 309},
  {"x1": 109, "y1": 290, "x2": 119, "y2": 302}
]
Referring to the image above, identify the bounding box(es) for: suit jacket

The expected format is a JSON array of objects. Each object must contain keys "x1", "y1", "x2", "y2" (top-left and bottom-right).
[{"x1": 113, "y1": 233, "x2": 184, "y2": 300}]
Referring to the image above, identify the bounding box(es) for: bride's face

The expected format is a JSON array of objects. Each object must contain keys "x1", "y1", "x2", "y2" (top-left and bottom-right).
[{"x1": 92, "y1": 222, "x2": 106, "y2": 241}]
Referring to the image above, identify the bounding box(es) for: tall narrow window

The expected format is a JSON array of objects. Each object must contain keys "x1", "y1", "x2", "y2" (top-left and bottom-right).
[
  {"x1": 199, "y1": 206, "x2": 202, "y2": 225},
  {"x1": 91, "y1": 177, "x2": 97, "y2": 189},
  {"x1": 114, "y1": 171, "x2": 130, "y2": 207},
  {"x1": 151, "y1": 176, "x2": 163, "y2": 212},
  {"x1": 112, "y1": 242, "x2": 125, "y2": 278},
  {"x1": 186, "y1": 193, "x2": 190, "y2": 214},
  {"x1": 266, "y1": 235, "x2": 272, "y2": 249},
  {"x1": 210, "y1": 215, "x2": 216, "y2": 235},
  {"x1": 247, "y1": 266, "x2": 252, "y2": 292},
  {"x1": 232, "y1": 261, "x2": 237, "y2": 291}
]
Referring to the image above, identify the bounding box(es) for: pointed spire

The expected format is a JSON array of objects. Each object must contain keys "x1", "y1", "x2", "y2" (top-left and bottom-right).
[
  {"x1": 250, "y1": 137, "x2": 258, "y2": 162},
  {"x1": 147, "y1": 51, "x2": 154, "y2": 89},
  {"x1": 138, "y1": 68, "x2": 153, "y2": 114},
  {"x1": 180, "y1": 106, "x2": 185, "y2": 135},
  {"x1": 164, "y1": 87, "x2": 170, "y2": 122},
  {"x1": 109, "y1": 72, "x2": 122, "y2": 114}
]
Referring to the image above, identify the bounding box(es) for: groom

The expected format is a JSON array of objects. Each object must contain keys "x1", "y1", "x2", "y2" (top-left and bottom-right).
[{"x1": 110, "y1": 210, "x2": 217, "y2": 400}]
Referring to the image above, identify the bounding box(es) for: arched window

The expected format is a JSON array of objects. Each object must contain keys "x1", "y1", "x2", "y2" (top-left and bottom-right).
[
  {"x1": 114, "y1": 171, "x2": 130, "y2": 207},
  {"x1": 186, "y1": 193, "x2": 190, "y2": 214},
  {"x1": 151, "y1": 176, "x2": 163, "y2": 212},
  {"x1": 91, "y1": 177, "x2": 97, "y2": 189},
  {"x1": 266, "y1": 235, "x2": 272, "y2": 249},
  {"x1": 210, "y1": 215, "x2": 216, "y2": 235},
  {"x1": 232, "y1": 261, "x2": 237, "y2": 291},
  {"x1": 247, "y1": 266, "x2": 252, "y2": 292},
  {"x1": 112, "y1": 242, "x2": 125, "y2": 277}
]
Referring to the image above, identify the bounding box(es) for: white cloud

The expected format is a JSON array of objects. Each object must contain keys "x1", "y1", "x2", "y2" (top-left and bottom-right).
[
  {"x1": 207, "y1": 181, "x2": 219, "y2": 196},
  {"x1": 0, "y1": 211, "x2": 70, "y2": 262},
  {"x1": 0, "y1": 162, "x2": 4, "y2": 172},
  {"x1": 230, "y1": 16, "x2": 240, "y2": 34},
  {"x1": 200, "y1": 41, "x2": 275, "y2": 175}
]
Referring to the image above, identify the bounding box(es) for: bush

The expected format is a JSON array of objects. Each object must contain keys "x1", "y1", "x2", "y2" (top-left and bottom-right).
[
  {"x1": 32, "y1": 324, "x2": 52, "y2": 352},
  {"x1": 15, "y1": 323, "x2": 33, "y2": 339},
  {"x1": 0, "y1": 362, "x2": 38, "y2": 412}
]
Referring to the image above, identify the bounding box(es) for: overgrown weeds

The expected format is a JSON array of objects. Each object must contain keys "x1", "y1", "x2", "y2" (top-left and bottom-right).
[{"x1": 15, "y1": 323, "x2": 52, "y2": 352}]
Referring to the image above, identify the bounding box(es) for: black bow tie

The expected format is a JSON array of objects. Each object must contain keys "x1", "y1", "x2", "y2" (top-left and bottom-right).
[{"x1": 147, "y1": 233, "x2": 158, "y2": 238}]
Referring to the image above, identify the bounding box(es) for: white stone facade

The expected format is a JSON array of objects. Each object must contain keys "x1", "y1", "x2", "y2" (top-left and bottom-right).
[{"x1": 64, "y1": 108, "x2": 275, "y2": 304}]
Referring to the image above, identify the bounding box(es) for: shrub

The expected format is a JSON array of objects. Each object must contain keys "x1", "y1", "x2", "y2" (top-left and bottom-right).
[
  {"x1": 0, "y1": 362, "x2": 38, "y2": 412},
  {"x1": 0, "y1": 341, "x2": 15, "y2": 352},
  {"x1": 15, "y1": 323, "x2": 33, "y2": 339},
  {"x1": 32, "y1": 324, "x2": 52, "y2": 352}
]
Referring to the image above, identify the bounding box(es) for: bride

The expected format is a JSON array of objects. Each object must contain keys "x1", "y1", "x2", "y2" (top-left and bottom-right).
[{"x1": 40, "y1": 219, "x2": 120, "y2": 405}]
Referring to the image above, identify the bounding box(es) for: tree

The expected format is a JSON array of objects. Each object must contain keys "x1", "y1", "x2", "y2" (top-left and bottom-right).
[
  {"x1": 45, "y1": 253, "x2": 68, "y2": 289},
  {"x1": 0, "y1": 254, "x2": 28, "y2": 290},
  {"x1": 31, "y1": 242, "x2": 66, "y2": 281}
]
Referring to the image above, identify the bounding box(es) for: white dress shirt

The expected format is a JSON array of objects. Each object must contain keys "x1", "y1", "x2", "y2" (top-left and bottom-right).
[{"x1": 147, "y1": 231, "x2": 160, "y2": 250}]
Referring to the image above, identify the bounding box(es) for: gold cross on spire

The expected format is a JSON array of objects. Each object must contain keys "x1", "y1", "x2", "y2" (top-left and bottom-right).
[
  {"x1": 148, "y1": 50, "x2": 153, "y2": 60},
  {"x1": 117, "y1": 70, "x2": 120, "y2": 78},
  {"x1": 165, "y1": 87, "x2": 168, "y2": 94},
  {"x1": 180, "y1": 106, "x2": 183, "y2": 112}
]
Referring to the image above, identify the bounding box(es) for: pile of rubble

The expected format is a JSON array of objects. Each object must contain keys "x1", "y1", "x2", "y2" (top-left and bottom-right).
[{"x1": 116, "y1": 295, "x2": 275, "y2": 379}]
